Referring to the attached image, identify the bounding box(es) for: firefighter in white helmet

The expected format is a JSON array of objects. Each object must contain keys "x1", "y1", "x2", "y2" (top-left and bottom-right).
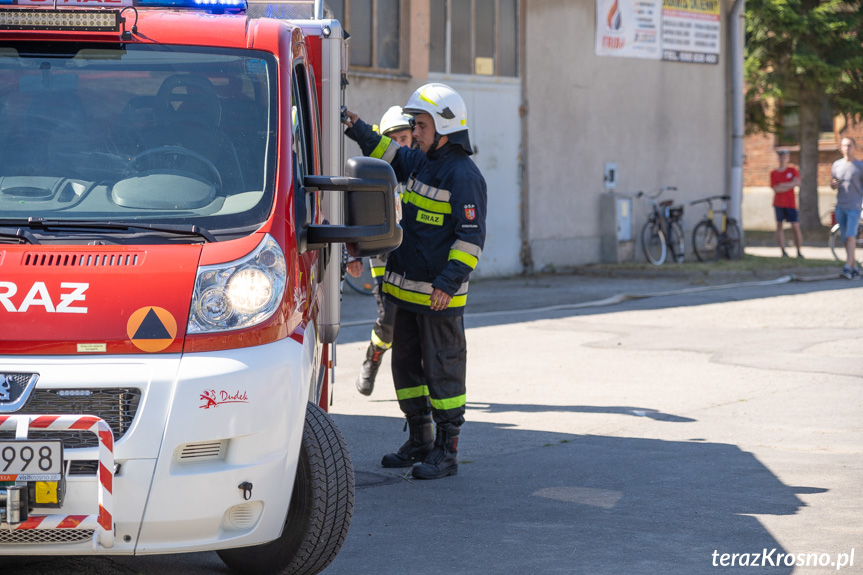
[
  {"x1": 347, "y1": 105, "x2": 414, "y2": 396},
  {"x1": 343, "y1": 83, "x2": 487, "y2": 479}
]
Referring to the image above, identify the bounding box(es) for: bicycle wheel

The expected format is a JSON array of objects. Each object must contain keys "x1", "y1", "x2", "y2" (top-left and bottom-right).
[
  {"x1": 641, "y1": 220, "x2": 667, "y2": 265},
  {"x1": 692, "y1": 220, "x2": 719, "y2": 262},
  {"x1": 668, "y1": 221, "x2": 685, "y2": 263},
  {"x1": 723, "y1": 219, "x2": 742, "y2": 260},
  {"x1": 829, "y1": 224, "x2": 842, "y2": 261},
  {"x1": 344, "y1": 258, "x2": 375, "y2": 296}
]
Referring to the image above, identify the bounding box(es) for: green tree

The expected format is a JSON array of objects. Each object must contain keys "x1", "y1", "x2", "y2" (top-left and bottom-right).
[{"x1": 745, "y1": 0, "x2": 863, "y2": 230}]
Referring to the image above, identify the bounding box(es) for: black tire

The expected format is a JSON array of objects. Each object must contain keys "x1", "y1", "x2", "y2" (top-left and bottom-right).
[
  {"x1": 218, "y1": 403, "x2": 355, "y2": 575},
  {"x1": 668, "y1": 221, "x2": 685, "y2": 263},
  {"x1": 692, "y1": 220, "x2": 719, "y2": 262},
  {"x1": 344, "y1": 259, "x2": 375, "y2": 296},
  {"x1": 723, "y1": 219, "x2": 742, "y2": 260},
  {"x1": 829, "y1": 224, "x2": 842, "y2": 261},
  {"x1": 641, "y1": 220, "x2": 667, "y2": 265}
]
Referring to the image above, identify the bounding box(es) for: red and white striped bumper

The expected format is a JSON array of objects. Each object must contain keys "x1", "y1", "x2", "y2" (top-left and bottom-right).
[{"x1": 0, "y1": 414, "x2": 114, "y2": 551}]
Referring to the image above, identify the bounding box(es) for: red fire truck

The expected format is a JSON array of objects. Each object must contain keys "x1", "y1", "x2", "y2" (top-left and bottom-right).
[{"x1": 0, "y1": 0, "x2": 399, "y2": 573}]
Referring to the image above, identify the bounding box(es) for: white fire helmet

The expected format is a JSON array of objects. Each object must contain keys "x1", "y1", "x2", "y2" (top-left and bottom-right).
[
  {"x1": 403, "y1": 83, "x2": 472, "y2": 154},
  {"x1": 379, "y1": 106, "x2": 412, "y2": 136}
]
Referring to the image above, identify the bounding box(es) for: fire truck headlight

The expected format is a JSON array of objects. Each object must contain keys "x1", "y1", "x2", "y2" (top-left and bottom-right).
[
  {"x1": 227, "y1": 268, "x2": 273, "y2": 314},
  {"x1": 188, "y1": 234, "x2": 287, "y2": 333},
  {"x1": 197, "y1": 287, "x2": 233, "y2": 325}
]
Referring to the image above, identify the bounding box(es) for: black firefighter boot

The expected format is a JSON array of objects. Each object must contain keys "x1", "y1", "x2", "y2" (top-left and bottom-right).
[
  {"x1": 356, "y1": 343, "x2": 388, "y2": 396},
  {"x1": 381, "y1": 413, "x2": 434, "y2": 468},
  {"x1": 412, "y1": 424, "x2": 459, "y2": 480}
]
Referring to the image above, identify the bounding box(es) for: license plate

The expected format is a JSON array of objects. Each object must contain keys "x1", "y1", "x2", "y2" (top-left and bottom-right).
[{"x1": 0, "y1": 441, "x2": 63, "y2": 482}]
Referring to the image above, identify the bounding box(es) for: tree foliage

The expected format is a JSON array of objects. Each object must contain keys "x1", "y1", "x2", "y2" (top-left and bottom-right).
[{"x1": 744, "y1": 0, "x2": 863, "y2": 228}]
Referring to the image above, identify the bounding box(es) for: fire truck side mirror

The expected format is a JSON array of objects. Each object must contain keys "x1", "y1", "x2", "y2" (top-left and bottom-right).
[{"x1": 302, "y1": 157, "x2": 403, "y2": 257}]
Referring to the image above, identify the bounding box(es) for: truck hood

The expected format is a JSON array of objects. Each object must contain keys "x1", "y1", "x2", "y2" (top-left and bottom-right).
[{"x1": 0, "y1": 245, "x2": 202, "y2": 355}]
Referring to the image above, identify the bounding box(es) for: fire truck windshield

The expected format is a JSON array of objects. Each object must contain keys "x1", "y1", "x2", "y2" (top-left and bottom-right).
[{"x1": 0, "y1": 42, "x2": 277, "y2": 242}]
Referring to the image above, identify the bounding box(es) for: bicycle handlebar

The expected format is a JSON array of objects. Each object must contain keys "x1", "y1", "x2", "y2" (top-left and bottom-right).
[
  {"x1": 637, "y1": 186, "x2": 678, "y2": 200},
  {"x1": 689, "y1": 195, "x2": 731, "y2": 206}
]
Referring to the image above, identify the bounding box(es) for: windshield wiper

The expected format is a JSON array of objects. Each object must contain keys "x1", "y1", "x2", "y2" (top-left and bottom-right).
[
  {"x1": 0, "y1": 227, "x2": 40, "y2": 245},
  {"x1": 0, "y1": 218, "x2": 216, "y2": 243}
]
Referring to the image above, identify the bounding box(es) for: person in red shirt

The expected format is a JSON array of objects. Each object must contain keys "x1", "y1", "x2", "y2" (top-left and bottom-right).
[{"x1": 770, "y1": 150, "x2": 804, "y2": 258}]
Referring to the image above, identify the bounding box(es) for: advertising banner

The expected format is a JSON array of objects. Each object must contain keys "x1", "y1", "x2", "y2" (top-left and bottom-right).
[
  {"x1": 595, "y1": 0, "x2": 720, "y2": 64},
  {"x1": 661, "y1": 0, "x2": 721, "y2": 64},
  {"x1": 595, "y1": 0, "x2": 662, "y2": 60}
]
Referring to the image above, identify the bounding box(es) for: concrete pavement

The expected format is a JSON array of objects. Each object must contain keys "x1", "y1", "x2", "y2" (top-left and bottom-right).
[{"x1": 328, "y1": 266, "x2": 862, "y2": 574}]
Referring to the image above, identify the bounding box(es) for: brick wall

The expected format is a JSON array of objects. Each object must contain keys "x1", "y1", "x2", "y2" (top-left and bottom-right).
[{"x1": 744, "y1": 118, "x2": 863, "y2": 189}]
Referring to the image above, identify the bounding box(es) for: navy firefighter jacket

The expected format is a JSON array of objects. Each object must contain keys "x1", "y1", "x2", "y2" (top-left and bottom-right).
[{"x1": 345, "y1": 118, "x2": 487, "y2": 317}]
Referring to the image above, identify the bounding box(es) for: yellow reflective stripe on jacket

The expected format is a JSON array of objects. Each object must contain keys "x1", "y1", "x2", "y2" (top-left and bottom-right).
[
  {"x1": 405, "y1": 176, "x2": 451, "y2": 202},
  {"x1": 370, "y1": 265, "x2": 386, "y2": 278},
  {"x1": 448, "y1": 240, "x2": 482, "y2": 269},
  {"x1": 383, "y1": 272, "x2": 469, "y2": 296},
  {"x1": 451, "y1": 240, "x2": 482, "y2": 258},
  {"x1": 448, "y1": 249, "x2": 478, "y2": 269},
  {"x1": 402, "y1": 191, "x2": 452, "y2": 215},
  {"x1": 370, "y1": 330, "x2": 392, "y2": 349},
  {"x1": 370, "y1": 136, "x2": 400, "y2": 164},
  {"x1": 382, "y1": 283, "x2": 468, "y2": 308},
  {"x1": 397, "y1": 385, "x2": 429, "y2": 401},
  {"x1": 430, "y1": 394, "x2": 466, "y2": 411}
]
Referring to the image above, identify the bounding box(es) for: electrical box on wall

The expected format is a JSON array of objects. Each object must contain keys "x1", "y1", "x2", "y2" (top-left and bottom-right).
[
  {"x1": 604, "y1": 163, "x2": 618, "y2": 190},
  {"x1": 600, "y1": 193, "x2": 634, "y2": 263}
]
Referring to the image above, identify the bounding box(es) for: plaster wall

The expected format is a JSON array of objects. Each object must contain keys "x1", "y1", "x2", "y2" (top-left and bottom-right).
[{"x1": 525, "y1": 0, "x2": 731, "y2": 269}]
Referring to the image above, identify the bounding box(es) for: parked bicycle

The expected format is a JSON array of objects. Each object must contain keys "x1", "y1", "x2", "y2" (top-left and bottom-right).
[
  {"x1": 826, "y1": 209, "x2": 863, "y2": 261},
  {"x1": 638, "y1": 186, "x2": 685, "y2": 265},
  {"x1": 690, "y1": 195, "x2": 742, "y2": 261},
  {"x1": 341, "y1": 245, "x2": 375, "y2": 296}
]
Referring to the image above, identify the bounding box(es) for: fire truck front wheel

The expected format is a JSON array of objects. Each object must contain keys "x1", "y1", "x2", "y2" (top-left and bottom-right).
[{"x1": 217, "y1": 402, "x2": 355, "y2": 575}]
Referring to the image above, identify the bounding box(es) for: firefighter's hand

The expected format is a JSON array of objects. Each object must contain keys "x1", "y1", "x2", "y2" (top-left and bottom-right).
[
  {"x1": 346, "y1": 260, "x2": 363, "y2": 278},
  {"x1": 343, "y1": 109, "x2": 358, "y2": 128},
  {"x1": 430, "y1": 288, "x2": 451, "y2": 311}
]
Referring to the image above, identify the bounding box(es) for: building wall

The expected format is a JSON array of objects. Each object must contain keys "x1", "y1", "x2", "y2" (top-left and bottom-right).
[
  {"x1": 345, "y1": 0, "x2": 743, "y2": 274},
  {"x1": 524, "y1": 0, "x2": 731, "y2": 269},
  {"x1": 342, "y1": 0, "x2": 523, "y2": 279}
]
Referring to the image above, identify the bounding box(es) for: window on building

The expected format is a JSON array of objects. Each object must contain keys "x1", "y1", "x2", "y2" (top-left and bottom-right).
[
  {"x1": 328, "y1": 0, "x2": 402, "y2": 71},
  {"x1": 778, "y1": 94, "x2": 837, "y2": 146},
  {"x1": 429, "y1": 0, "x2": 518, "y2": 78}
]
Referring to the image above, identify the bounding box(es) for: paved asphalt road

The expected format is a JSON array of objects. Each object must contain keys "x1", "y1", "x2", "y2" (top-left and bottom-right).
[{"x1": 2, "y1": 260, "x2": 861, "y2": 574}]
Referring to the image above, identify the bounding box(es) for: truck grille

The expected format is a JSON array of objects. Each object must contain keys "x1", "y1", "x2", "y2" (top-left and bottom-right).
[
  {"x1": 0, "y1": 388, "x2": 141, "y2": 448},
  {"x1": 0, "y1": 529, "x2": 94, "y2": 544}
]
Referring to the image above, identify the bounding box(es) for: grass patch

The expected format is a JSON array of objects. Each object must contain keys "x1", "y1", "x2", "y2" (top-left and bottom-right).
[
  {"x1": 744, "y1": 227, "x2": 834, "y2": 244},
  {"x1": 696, "y1": 253, "x2": 835, "y2": 271}
]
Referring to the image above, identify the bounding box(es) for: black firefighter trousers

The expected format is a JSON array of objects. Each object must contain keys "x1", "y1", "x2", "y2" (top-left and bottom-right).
[
  {"x1": 371, "y1": 281, "x2": 397, "y2": 347},
  {"x1": 391, "y1": 306, "x2": 467, "y2": 428}
]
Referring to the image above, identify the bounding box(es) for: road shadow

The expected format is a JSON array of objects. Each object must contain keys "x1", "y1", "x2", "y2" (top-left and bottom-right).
[
  {"x1": 467, "y1": 401, "x2": 696, "y2": 422},
  {"x1": 329, "y1": 414, "x2": 825, "y2": 575},
  {"x1": 0, "y1": 413, "x2": 826, "y2": 575}
]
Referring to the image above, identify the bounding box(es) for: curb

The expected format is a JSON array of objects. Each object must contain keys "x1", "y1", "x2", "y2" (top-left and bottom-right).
[{"x1": 568, "y1": 264, "x2": 841, "y2": 283}]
